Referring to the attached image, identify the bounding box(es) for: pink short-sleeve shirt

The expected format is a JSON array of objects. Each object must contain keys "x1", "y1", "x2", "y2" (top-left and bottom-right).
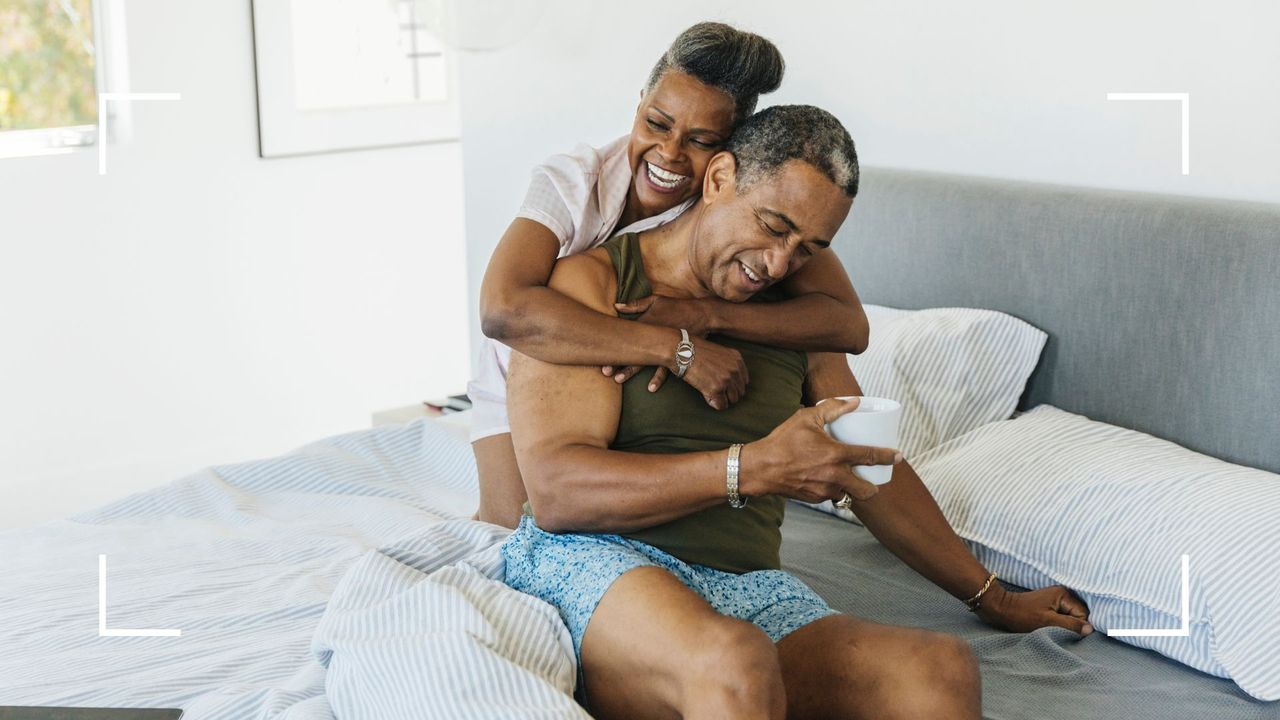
[{"x1": 468, "y1": 136, "x2": 695, "y2": 441}]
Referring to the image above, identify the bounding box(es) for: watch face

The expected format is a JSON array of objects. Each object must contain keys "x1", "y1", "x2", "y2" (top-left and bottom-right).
[{"x1": 677, "y1": 348, "x2": 694, "y2": 360}]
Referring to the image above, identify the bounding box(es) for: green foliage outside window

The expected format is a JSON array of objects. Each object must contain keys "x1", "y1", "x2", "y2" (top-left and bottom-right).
[{"x1": 0, "y1": 0, "x2": 98, "y2": 131}]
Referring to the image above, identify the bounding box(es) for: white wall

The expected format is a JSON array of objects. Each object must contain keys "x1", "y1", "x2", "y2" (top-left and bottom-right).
[
  {"x1": 459, "y1": 0, "x2": 1280, "y2": 361},
  {"x1": 0, "y1": 0, "x2": 469, "y2": 528}
]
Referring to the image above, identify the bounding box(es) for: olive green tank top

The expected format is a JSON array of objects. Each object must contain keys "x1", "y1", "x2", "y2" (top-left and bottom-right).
[{"x1": 604, "y1": 233, "x2": 807, "y2": 573}]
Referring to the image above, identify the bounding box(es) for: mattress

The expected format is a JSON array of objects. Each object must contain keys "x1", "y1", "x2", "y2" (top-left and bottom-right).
[
  {"x1": 780, "y1": 502, "x2": 1280, "y2": 720},
  {"x1": 4, "y1": 411, "x2": 1276, "y2": 719}
]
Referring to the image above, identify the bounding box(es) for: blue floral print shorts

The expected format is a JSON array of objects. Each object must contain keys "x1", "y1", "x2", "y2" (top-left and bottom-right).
[{"x1": 500, "y1": 514, "x2": 839, "y2": 666}]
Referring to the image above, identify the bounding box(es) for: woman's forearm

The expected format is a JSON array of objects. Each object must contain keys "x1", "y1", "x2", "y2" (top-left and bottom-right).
[
  {"x1": 488, "y1": 284, "x2": 680, "y2": 368},
  {"x1": 705, "y1": 292, "x2": 869, "y2": 353}
]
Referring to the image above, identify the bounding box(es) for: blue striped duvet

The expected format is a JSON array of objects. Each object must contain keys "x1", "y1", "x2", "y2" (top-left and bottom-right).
[{"x1": 0, "y1": 417, "x2": 582, "y2": 718}]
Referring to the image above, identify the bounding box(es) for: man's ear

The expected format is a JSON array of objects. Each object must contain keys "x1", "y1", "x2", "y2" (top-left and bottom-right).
[{"x1": 703, "y1": 151, "x2": 737, "y2": 204}]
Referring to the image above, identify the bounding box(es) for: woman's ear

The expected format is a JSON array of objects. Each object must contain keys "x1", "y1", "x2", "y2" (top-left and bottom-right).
[{"x1": 702, "y1": 151, "x2": 737, "y2": 204}]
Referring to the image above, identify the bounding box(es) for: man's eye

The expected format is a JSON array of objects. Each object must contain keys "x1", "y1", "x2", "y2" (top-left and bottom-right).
[
  {"x1": 691, "y1": 139, "x2": 718, "y2": 150},
  {"x1": 799, "y1": 244, "x2": 814, "y2": 257},
  {"x1": 760, "y1": 221, "x2": 786, "y2": 237},
  {"x1": 646, "y1": 119, "x2": 668, "y2": 132}
]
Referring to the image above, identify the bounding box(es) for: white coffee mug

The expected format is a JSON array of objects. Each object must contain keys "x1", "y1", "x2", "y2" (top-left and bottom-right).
[{"x1": 824, "y1": 396, "x2": 902, "y2": 485}]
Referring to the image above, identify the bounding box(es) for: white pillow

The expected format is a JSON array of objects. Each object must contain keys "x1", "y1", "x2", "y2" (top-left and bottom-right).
[
  {"x1": 810, "y1": 304, "x2": 1047, "y2": 522},
  {"x1": 911, "y1": 404, "x2": 1280, "y2": 701}
]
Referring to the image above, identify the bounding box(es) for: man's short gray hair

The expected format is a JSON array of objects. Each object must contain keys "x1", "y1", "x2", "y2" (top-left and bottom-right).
[
  {"x1": 644, "y1": 22, "x2": 784, "y2": 127},
  {"x1": 725, "y1": 105, "x2": 860, "y2": 198}
]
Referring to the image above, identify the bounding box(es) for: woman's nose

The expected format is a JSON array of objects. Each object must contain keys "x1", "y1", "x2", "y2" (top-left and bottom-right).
[{"x1": 658, "y1": 135, "x2": 684, "y2": 164}]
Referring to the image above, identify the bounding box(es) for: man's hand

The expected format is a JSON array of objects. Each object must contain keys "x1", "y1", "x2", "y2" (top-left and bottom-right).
[
  {"x1": 741, "y1": 397, "x2": 901, "y2": 502},
  {"x1": 615, "y1": 295, "x2": 714, "y2": 336},
  {"x1": 976, "y1": 583, "x2": 1094, "y2": 636},
  {"x1": 602, "y1": 334, "x2": 749, "y2": 410}
]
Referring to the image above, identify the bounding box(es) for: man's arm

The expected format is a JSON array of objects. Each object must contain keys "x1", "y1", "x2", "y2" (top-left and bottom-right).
[
  {"x1": 809, "y1": 354, "x2": 996, "y2": 599},
  {"x1": 803, "y1": 354, "x2": 1094, "y2": 635},
  {"x1": 509, "y1": 254, "x2": 896, "y2": 535},
  {"x1": 507, "y1": 252, "x2": 743, "y2": 533},
  {"x1": 616, "y1": 249, "x2": 870, "y2": 354}
]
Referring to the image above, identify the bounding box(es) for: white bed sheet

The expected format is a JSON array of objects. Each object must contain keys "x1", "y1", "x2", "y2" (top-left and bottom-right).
[{"x1": 0, "y1": 414, "x2": 578, "y2": 718}]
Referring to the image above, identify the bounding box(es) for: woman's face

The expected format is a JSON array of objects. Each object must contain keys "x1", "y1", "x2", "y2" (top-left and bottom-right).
[{"x1": 627, "y1": 69, "x2": 736, "y2": 218}]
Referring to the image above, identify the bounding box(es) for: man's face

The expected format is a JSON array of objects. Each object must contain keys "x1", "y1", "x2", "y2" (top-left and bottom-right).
[{"x1": 693, "y1": 156, "x2": 853, "y2": 302}]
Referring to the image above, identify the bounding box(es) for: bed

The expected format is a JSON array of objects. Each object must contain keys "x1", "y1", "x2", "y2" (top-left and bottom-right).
[{"x1": 2, "y1": 168, "x2": 1277, "y2": 719}]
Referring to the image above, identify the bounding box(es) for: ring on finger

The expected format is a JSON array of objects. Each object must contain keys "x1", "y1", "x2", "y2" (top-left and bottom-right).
[{"x1": 835, "y1": 493, "x2": 854, "y2": 510}]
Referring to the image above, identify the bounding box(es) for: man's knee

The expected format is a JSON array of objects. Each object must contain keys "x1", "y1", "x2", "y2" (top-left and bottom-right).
[
  {"x1": 901, "y1": 632, "x2": 981, "y2": 706},
  {"x1": 688, "y1": 619, "x2": 785, "y2": 708}
]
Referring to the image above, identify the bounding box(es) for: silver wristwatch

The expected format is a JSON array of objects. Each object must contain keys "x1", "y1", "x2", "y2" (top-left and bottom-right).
[{"x1": 674, "y1": 329, "x2": 695, "y2": 378}]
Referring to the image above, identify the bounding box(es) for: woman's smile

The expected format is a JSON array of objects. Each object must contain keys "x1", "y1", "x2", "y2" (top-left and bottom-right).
[{"x1": 643, "y1": 160, "x2": 691, "y2": 193}]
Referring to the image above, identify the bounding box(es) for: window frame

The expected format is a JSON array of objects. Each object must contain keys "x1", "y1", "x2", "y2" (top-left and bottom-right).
[{"x1": 0, "y1": 0, "x2": 130, "y2": 161}]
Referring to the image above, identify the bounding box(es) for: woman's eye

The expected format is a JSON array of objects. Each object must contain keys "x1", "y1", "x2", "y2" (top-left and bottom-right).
[
  {"x1": 691, "y1": 139, "x2": 717, "y2": 150},
  {"x1": 646, "y1": 119, "x2": 668, "y2": 132}
]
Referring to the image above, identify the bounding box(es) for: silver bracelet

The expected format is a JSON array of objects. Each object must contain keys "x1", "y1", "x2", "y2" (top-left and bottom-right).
[
  {"x1": 674, "y1": 329, "x2": 695, "y2": 378},
  {"x1": 726, "y1": 443, "x2": 748, "y2": 508}
]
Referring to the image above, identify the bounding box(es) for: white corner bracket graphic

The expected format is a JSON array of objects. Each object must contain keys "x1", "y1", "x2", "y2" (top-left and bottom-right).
[
  {"x1": 1107, "y1": 554, "x2": 1190, "y2": 637},
  {"x1": 97, "y1": 92, "x2": 181, "y2": 175},
  {"x1": 1106, "y1": 92, "x2": 1190, "y2": 175},
  {"x1": 98, "y1": 554, "x2": 181, "y2": 637}
]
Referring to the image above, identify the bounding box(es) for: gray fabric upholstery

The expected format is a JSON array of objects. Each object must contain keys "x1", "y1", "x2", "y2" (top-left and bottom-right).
[{"x1": 833, "y1": 168, "x2": 1280, "y2": 474}]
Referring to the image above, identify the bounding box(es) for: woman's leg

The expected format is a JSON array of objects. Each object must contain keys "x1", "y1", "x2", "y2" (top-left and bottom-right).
[
  {"x1": 776, "y1": 614, "x2": 982, "y2": 719},
  {"x1": 472, "y1": 433, "x2": 527, "y2": 529},
  {"x1": 580, "y1": 566, "x2": 787, "y2": 720}
]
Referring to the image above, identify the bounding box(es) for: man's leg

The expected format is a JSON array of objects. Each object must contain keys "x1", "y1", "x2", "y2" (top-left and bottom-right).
[
  {"x1": 580, "y1": 566, "x2": 787, "y2": 720},
  {"x1": 472, "y1": 433, "x2": 526, "y2": 529},
  {"x1": 777, "y1": 614, "x2": 981, "y2": 720}
]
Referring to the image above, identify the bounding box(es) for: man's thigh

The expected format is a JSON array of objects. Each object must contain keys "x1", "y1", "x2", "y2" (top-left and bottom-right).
[
  {"x1": 776, "y1": 613, "x2": 982, "y2": 720},
  {"x1": 580, "y1": 566, "x2": 781, "y2": 720}
]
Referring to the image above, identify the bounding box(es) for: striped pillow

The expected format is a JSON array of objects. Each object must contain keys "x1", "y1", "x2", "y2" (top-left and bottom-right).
[
  {"x1": 810, "y1": 305, "x2": 1046, "y2": 522},
  {"x1": 913, "y1": 405, "x2": 1280, "y2": 700}
]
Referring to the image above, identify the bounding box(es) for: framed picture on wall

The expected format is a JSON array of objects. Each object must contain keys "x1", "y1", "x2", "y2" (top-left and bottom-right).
[{"x1": 250, "y1": 0, "x2": 460, "y2": 158}]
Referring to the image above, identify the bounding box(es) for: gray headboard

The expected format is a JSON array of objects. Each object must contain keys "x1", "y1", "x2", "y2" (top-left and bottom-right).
[{"x1": 834, "y1": 167, "x2": 1280, "y2": 475}]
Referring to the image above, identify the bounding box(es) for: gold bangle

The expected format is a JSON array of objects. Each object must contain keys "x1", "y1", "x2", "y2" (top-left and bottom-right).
[{"x1": 964, "y1": 572, "x2": 998, "y2": 612}]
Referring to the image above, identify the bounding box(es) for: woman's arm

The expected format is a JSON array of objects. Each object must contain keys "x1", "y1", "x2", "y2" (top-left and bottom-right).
[
  {"x1": 479, "y1": 218, "x2": 748, "y2": 407},
  {"x1": 479, "y1": 218, "x2": 678, "y2": 367},
  {"x1": 616, "y1": 248, "x2": 870, "y2": 354}
]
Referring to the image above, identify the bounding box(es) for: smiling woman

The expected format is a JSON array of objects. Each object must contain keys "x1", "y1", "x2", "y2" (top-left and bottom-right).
[{"x1": 468, "y1": 21, "x2": 872, "y2": 530}]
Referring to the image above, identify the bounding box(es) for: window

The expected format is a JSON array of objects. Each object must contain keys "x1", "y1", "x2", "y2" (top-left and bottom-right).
[{"x1": 0, "y1": 0, "x2": 101, "y2": 158}]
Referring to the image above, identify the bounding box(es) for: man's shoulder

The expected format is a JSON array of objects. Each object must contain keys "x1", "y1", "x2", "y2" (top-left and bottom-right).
[{"x1": 548, "y1": 249, "x2": 616, "y2": 315}]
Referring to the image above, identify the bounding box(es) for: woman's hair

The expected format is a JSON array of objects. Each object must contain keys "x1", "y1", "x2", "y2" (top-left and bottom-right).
[{"x1": 644, "y1": 22, "x2": 785, "y2": 127}]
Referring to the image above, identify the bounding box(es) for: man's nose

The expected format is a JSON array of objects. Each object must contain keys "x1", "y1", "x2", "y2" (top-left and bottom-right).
[{"x1": 763, "y1": 246, "x2": 790, "y2": 280}]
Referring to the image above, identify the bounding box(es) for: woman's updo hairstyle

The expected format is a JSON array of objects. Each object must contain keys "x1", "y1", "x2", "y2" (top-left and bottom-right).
[{"x1": 644, "y1": 22, "x2": 785, "y2": 127}]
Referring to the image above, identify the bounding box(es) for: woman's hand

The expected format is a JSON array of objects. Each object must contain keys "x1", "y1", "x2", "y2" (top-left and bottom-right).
[
  {"x1": 603, "y1": 334, "x2": 749, "y2": 410},
  {"x1": 975, "y1": 583, "x2": 1094, "y2": 636},
  {"x1": 614, "y1": 294, "x2": 715, "y2": 336},
  {"x1": 740, "y1": 397, "x2": 900, "y2": 502}
]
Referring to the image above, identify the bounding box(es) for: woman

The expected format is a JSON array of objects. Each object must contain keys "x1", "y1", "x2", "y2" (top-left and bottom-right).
[{"x1": 471, "y1": 22, "x2": 871, "y2": 528}]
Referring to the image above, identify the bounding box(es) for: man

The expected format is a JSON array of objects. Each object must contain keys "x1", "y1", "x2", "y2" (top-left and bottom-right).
[{"x1": 503, "y1": 105, "x2": 1092, "y2": 719}]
